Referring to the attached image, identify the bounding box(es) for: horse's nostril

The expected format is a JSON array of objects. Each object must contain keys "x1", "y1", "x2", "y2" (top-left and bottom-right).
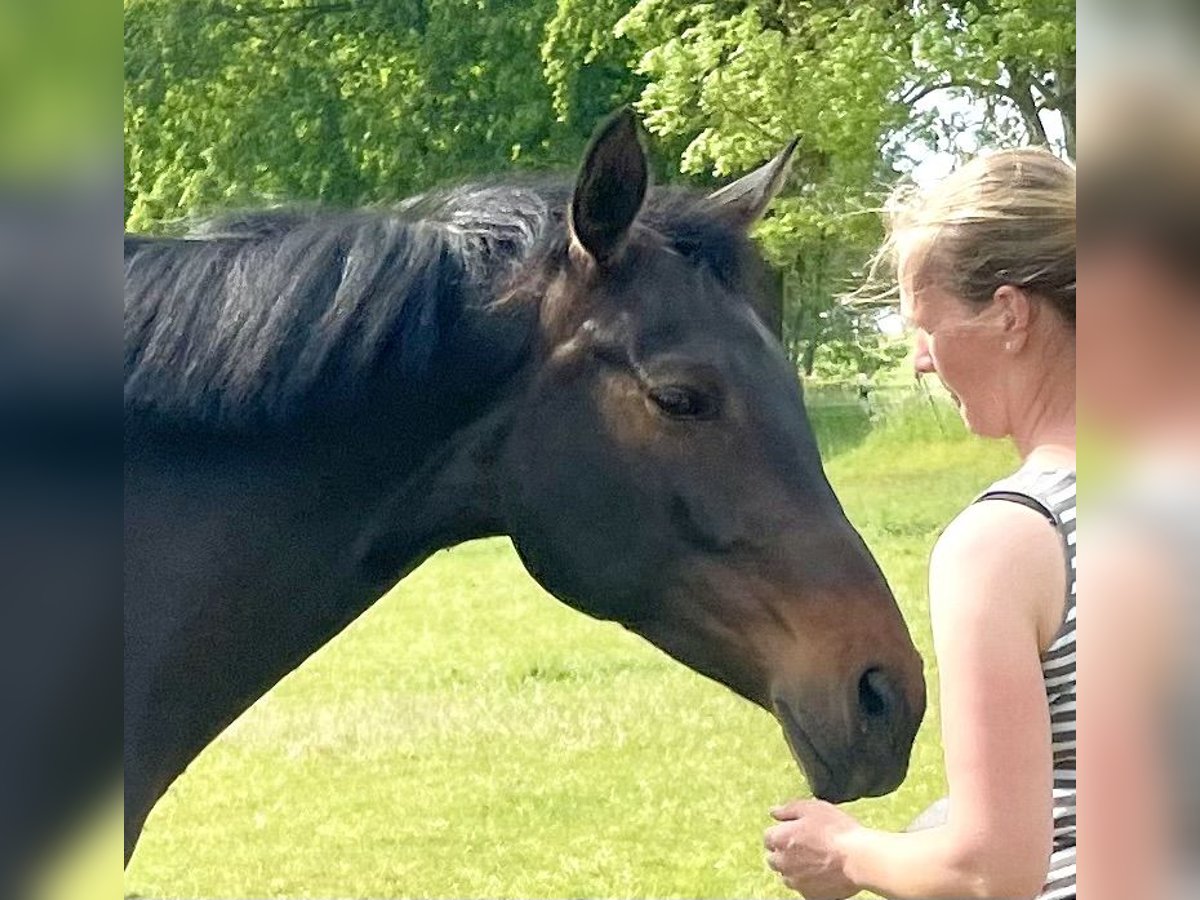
[{"x1": 858, "y1": 667, "x2": 891, "y2": 719}]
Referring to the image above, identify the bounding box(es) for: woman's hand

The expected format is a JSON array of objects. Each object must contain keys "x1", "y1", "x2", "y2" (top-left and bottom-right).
[{"x1": 763, "y1": 799, "x2": 860, "y2": 899}]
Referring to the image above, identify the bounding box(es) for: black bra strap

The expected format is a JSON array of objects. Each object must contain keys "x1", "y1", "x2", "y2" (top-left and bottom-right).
[{"x1": 976, "y1": 490, "x2": 1056, "y2": 525}]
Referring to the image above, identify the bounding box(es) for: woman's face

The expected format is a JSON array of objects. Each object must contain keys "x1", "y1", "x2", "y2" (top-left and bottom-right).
[{"x1": 899, "y1": 259, "x2": 1010, "y2": 438}]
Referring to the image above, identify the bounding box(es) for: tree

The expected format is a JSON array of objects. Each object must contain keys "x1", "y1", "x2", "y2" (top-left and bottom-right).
[
  {"x1": 904, "y1": 0, "x2": 1076, "y2": 158},
  {"x1": 125, "y1": 1, "x2": 1075, "y2": 373},
  {"x1": 124, "y1": 0, "x2": 642, "y2": 230},
  {"x1": 543, "y1": 0, "x2": 1075, "y2": 372}
]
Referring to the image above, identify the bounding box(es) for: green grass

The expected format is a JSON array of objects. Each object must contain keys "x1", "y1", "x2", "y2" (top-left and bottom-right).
[{"x1": 123, "y1": 398, "x2": 1016, "y2": 899}]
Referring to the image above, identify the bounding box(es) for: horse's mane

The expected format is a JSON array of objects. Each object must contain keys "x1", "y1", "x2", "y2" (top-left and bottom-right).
[{"x1": 124, "y1": 180, "x2": 751, "y2": 432}]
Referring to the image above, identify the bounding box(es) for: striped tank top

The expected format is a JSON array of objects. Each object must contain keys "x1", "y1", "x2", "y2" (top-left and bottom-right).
[{"x1": 977, "y1": 467, "x2": 1076, "y2": 900}]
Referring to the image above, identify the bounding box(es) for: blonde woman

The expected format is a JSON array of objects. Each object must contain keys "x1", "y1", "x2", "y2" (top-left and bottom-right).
[{"x1": 764, "y1": 150, "x2": 1076, "y2": 900}]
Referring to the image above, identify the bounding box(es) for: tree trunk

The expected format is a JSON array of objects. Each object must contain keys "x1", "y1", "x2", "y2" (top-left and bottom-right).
[
  {"x1": 1058, "y1": 61, "x2": 1076, "y2": 160},
  {"x1": 801, "y1": 338, "x2": 817, "y2": 377},
  {"x1": 805, "y1": 233, "x2": 830, "y2": 376},
  {"x1": 1004, "y1": 63, "x2": 1051, "y2": 148}
]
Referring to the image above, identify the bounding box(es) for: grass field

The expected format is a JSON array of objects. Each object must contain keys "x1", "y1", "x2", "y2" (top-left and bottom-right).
[{"x1": 123, "y1": 392, "x2": 1016, "y2": 899}]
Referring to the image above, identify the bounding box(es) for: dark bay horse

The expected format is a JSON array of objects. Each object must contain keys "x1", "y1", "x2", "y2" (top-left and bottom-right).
[{"x1": 124, "y1": 109, "x2": 925, "y2": 865}]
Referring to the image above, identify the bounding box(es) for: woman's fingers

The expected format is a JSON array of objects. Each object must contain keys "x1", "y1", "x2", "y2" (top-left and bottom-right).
[
  {"x1": 763, "y1": 821, "x2": 795, "y2": 851},
  {"x1": 769, "y1": 799, "x2": 809, "y2": 821}
]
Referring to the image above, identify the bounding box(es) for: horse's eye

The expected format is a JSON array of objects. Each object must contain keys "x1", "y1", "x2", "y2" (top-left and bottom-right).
[{"x1": 649, "y1": 385, "x2": 718, "y2": 420}]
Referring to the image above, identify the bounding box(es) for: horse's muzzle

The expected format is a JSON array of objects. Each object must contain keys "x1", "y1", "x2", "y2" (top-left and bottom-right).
[{"x1": 773, "y1": 662, "x2": 925, "y2": 802}]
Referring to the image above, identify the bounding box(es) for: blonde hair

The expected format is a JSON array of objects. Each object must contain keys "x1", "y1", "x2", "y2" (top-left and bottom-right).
[{"x1": 867, "y1": 148, "x2": 1076, "y2": 326}]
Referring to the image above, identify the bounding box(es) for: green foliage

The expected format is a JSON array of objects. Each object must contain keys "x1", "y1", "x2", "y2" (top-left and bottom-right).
[
  {"x1": 902, "y1": 0, "x2": 1077, "y2": 156},
  {"x1": 565, "y1": 0, "x2": 1075, "y2": 370},
  {"x1": 124, "y1": 0, "x2": 1075, "y2": 363},
  {"x1": 810, "y1": 316, "x2": 909, "y2": 379},
  {"x1": 124, "y1": 0, "x2": 625, "y2": 230},
  {"x1": 541, "y1": 0, "x2": 645, "y2": 129}
]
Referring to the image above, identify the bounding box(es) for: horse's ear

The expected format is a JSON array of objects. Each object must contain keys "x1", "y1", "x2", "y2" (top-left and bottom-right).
[
  {"x1": 706, "y1": 138, "x2": 799, "y2": 230},
  {"x1": 570, "y1": 107, "x2": 648, "y2": 264}
]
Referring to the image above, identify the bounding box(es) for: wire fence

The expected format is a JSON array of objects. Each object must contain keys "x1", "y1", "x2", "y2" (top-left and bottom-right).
[{"x1": 803, "y1": 377, "x2": 963, "y2": 458}]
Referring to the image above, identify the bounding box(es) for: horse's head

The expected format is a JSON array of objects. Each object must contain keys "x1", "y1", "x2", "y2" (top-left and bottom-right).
[{"x1": 497, "y1": 110, "x2": 925, "y2": 802}]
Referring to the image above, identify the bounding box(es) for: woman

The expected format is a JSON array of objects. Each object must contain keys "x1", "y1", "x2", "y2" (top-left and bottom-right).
[{"x1": 763, "y1": 149, "x2": 1076, "y2": 899}]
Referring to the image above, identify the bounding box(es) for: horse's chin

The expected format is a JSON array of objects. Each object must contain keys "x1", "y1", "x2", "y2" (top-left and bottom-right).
[{"x1": 773, "y1": 699, "x2": 846, "y2": 803}]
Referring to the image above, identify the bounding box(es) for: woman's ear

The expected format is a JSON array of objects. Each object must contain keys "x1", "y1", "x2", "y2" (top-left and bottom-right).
[{"x1": 993, "y1": 284, "x2": 1032, "y2": 352}]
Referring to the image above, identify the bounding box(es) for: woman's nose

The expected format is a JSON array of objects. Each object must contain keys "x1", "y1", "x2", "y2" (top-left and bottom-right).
[{"x1": 912, "y1": 333, "x2": 936, "y2": 376}]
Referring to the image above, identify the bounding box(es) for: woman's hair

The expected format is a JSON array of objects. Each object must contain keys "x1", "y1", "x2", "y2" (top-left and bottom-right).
[{"x1": 867, "y1": 148, "x2": 1077, "y2": 326}]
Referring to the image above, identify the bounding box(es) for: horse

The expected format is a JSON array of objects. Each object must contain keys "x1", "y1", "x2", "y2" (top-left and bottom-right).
[{"x1": 123, "y1": 109, "x2": 926, "y2": 867}]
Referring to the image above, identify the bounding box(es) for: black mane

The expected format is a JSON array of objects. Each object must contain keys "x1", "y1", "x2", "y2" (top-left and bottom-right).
[{"x1": 124, "y1": 180, "x2": 753, "y2": 432}]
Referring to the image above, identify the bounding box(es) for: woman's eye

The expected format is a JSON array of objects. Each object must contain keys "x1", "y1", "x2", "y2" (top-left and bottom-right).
[{"x1": 648, "y1": 385, "x2": 718, "y2": 419}]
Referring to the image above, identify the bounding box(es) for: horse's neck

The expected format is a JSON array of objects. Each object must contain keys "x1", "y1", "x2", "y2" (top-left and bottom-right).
[
  {"x1": 341, "y1": 370, "x2": 522, "y2": 594},
  {"x1": 124, "y1": 394, "x2": 517, "y2": 805},
  {"x1": 345, "y1": 262, "x2": 537, "y2": 577},
  {"x1": 124, "y1": 250, "x2": 536, "y2": 837}
]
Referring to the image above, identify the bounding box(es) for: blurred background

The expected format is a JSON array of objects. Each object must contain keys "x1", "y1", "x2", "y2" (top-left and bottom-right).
[
  {"x1": 1078, "y1": 3, "x2": 1200, "y2": 899},
  {"x1": 0, "y1": 1, "x2": 119, "y2": 898}
]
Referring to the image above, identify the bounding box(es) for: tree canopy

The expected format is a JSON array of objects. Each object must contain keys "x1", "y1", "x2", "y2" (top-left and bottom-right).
[{"x1": 124, "y1": 0, "x2": 1075, "y2": 374}]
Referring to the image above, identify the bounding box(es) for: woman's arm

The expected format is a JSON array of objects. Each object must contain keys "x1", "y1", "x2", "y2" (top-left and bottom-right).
[{"x1": 835, "y1": 500, "x2": 1064, "y2": 898}]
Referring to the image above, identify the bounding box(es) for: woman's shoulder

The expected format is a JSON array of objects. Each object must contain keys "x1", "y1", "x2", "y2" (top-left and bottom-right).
[
  {"x1": 930, "y1": 469, "x2": 1073, "y2": 638},
  {"x1": 935, "y1": 490, "x2": 1064, "y2": 569},
  {"x1": 930, "y1": 498, "x2": 1068, "y2": 643}
]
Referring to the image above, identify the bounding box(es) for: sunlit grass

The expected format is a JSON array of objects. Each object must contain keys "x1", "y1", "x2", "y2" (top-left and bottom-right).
[{"x1": 124, "y1": 399, "x2": 1016, "y2": 898}]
